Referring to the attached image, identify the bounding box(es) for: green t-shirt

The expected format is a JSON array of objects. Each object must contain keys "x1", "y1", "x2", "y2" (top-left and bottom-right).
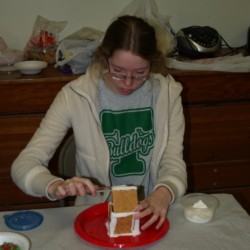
[{"x1": 99, "y1": 78, "x2": 160, "y2": 197}]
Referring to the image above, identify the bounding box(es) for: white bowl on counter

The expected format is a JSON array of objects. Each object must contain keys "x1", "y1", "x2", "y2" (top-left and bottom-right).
[
  {"x1": 182, "y1": 193, "x2": 219, "y2": 223},
  {"x1": 0, "y1": 232, "x2": 30, "y2": 250},
  {"x1": 14, "y1": 60, "x2": 47, "y2": 75}
]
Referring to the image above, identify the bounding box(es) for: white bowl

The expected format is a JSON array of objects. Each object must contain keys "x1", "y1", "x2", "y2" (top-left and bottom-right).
[
  {"x1": 14, "y1": 60, "x2": 47, "y2": 75},
  {"x1": 182, "y1": 193, "x2": 219, "y2": 223},
  {"x1": 0, "y1": 232, "x2": 30, "y2": 250}
]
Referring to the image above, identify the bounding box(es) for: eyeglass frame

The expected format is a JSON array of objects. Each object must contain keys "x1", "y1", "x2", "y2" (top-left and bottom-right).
[
  {"x1": 108, "y1": 59, "x2": 151, "y2": 82},
  {"x1": 110, "y1": 73, "x2": 148, "y2": 82}
]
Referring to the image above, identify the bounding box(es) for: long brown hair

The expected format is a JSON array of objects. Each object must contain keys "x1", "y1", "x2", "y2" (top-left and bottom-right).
[{"x1": 90, "y1": 15, "x2": 168, "y2": 76}]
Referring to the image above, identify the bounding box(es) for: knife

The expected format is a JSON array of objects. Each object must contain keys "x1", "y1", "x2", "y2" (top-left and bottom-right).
[{"x1": 96, "y1": 186, "x2": 111, "y2": 193}]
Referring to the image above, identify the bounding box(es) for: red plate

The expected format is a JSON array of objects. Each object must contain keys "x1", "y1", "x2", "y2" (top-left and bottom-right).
[{"x1": 74, "y1": 202, "x2": 169, "y2": 248}]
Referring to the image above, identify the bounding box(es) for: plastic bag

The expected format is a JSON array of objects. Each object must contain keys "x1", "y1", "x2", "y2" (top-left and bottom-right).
[
  {"x1": 24, "y1": 15, "x2": 67, "y2": 64},
  {"x1": 55, "y1": 27, "x2": 103, "y2": 74},
  {"x1": 118, "y1": 0, "x2": 176, "y2": 55},
  {"x1": 0, "y1": 37, "x2": 23, "y2": 66}
]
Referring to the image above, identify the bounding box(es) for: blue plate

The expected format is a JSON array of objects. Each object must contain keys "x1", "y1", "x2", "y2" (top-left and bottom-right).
[{"x1": 4, "y1": 210, "x2": 43, "y2": 230}]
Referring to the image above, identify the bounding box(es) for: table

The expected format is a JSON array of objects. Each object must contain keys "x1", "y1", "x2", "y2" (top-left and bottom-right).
[{"x1": 1, "y1": 194, "x2": 250, "y2": 250}]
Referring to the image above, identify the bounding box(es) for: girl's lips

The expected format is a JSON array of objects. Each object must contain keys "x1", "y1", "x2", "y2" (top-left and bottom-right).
[{"x1": 119, "y1": 88, "x2": 133, "y2": 95}]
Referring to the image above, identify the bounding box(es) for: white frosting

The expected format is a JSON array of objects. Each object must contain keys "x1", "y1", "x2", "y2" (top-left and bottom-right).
[
  {"x1": 184, "y1": 199, "x2": 214, "y2": 223},
  {"x1": 193, "y1": 200, "x2": 208, "y2": 209},
  {"x1": 111, "y1": 185, "x2": 137, "y2": 191}
]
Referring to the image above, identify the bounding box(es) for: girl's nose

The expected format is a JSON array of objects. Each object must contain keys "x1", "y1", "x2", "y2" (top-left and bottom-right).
[{"x1": 123, "y1": 77, "x2": 133, "y2": 87}]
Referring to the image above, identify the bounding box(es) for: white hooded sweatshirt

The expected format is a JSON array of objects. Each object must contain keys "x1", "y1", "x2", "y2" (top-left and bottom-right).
[{"x1": 11, "y1": 68, "x2": 187, "y2": 205}]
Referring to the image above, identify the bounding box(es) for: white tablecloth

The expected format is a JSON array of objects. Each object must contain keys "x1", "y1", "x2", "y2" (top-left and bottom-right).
[{"x1": 1, "y1": 194, "x2": 250, "y2": 250}]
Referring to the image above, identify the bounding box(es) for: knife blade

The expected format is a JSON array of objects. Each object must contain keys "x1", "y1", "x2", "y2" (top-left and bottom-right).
[{"x1": 96, "y1": 186, "x2": 111, "y2": 193}]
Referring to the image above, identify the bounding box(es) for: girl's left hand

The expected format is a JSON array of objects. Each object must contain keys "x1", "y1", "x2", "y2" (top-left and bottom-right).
[{"x1": 133, "y1": 186, "x2": 172, "y2": 230}]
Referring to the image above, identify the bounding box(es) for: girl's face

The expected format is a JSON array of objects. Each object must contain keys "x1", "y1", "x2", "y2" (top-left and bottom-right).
[{"x1": 106, "y1": 50, "x2": 150, "y2": 95}]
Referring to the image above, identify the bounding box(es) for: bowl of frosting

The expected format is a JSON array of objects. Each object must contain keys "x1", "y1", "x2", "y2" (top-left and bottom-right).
[{"x1": 182, "y1": 193, "x2": 219, "y2": 223}]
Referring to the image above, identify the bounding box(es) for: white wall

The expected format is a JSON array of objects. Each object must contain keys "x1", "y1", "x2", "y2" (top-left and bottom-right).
[{"x1": 0, "y1": 0, "x2": 249, "y2": 51}]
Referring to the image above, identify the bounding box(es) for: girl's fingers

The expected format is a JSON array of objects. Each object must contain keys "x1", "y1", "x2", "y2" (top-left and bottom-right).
[{"x1": 140, "y1": 213, "x2": 158, "y2": 230}]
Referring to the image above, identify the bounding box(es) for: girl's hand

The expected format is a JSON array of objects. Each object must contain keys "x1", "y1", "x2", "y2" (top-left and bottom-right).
[
  {"x1": 134, "y1": 186, "x2": 172, "y2": 230},
  {"x1": 48, "y1": 177, "x2": 99, "y2": 200}
]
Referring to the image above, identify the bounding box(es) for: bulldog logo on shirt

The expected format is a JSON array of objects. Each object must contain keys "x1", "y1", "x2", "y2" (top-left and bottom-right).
[{"x1": 100, "y1": 108, "x2": 155, "y2": 177}]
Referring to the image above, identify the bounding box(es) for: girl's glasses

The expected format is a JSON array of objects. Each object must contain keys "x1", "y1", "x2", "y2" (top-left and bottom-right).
[{"x1": 110, "y1": 73, "x2": 148, "y2": 82}]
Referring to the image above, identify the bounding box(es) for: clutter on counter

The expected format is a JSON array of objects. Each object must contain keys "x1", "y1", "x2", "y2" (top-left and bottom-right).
[
  {"x1": 166, "y1": 50, "x2": 250, "y2": 72},
  {"x1": 0, "y1": 37, "x2": 23, "y2": 66},
  {"x1": 24, "y1": 15, "x2": 67, "y2": 64}
]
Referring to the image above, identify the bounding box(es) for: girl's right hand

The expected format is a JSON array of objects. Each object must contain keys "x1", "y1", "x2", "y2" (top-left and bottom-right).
[{"x1": 48, "y1": 177, "x2": 99, "y2": 200}]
